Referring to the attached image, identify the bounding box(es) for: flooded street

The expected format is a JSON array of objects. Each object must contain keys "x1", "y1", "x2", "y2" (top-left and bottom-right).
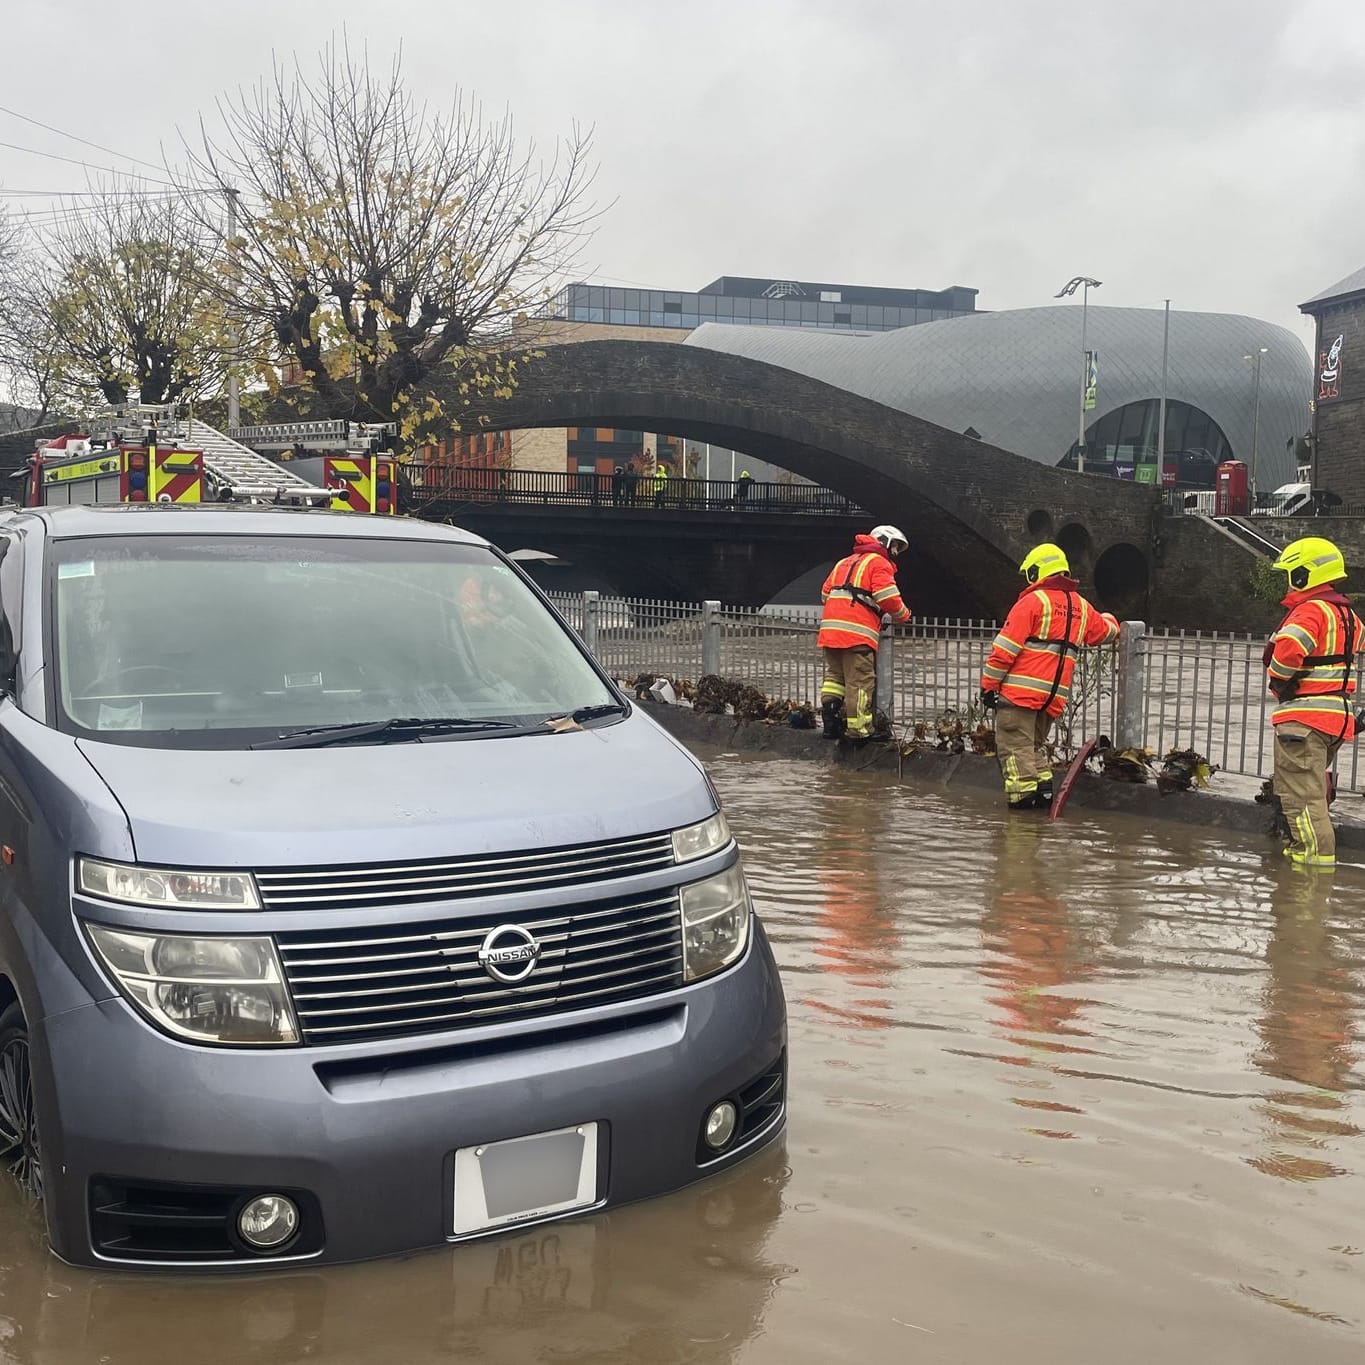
[{"x1": 3, "y1": 750, "x2": 1365, "y2": 1362}]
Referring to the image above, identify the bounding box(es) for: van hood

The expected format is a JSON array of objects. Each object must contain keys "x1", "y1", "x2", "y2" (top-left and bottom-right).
[{"x1": 76, "y1": 714, "x2": 712, "y2": 868}]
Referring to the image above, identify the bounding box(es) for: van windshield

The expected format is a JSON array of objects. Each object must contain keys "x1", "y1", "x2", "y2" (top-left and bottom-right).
[{"x1": 49, "y1": 534, "x2": 617, "y2": 748}]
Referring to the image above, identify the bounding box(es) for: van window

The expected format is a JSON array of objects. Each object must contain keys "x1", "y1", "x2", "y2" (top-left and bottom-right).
[{"x1": 48, "y1": 534, "x2": 615, "y2": 747}]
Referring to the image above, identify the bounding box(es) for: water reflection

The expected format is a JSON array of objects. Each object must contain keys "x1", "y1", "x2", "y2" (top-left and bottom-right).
[
  {"x1": 0, "y1": 1147, "x2": 789, "y2": 1365},
  {"x1": 981, "y1": 820, "x2": 1095, "y2": 1049},
  {"x1": 1250, "y1": 870, "x2": 1361, "y2": 1183},
  {"x1": 806, "y1": 802, "x2": 899, "y2": 1033}
]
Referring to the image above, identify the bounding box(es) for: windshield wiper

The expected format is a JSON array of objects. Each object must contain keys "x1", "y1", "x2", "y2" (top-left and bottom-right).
[
  {"x1": 251, "y1": 716, "x2": 517, "y2": 750},
  {"x1": 545, "y1": 702, "x2": 630, "y2": 728}
]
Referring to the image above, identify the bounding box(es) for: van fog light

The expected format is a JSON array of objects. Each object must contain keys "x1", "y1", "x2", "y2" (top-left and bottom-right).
[
  {"x1": 238, "y1": 1194, "x2": 300, "y2": 1250},
  {"x1": 704, "y1": 1100, "x2": 738, "y2": 1150}
]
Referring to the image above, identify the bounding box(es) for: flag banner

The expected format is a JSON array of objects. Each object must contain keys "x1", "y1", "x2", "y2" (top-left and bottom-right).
[{"x1": 1084, "y1": 351, "x2": 1099, "y2": 410}]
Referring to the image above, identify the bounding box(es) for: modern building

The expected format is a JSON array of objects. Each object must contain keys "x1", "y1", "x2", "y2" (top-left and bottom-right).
[
  {"x1": 685, "y1": 305, "x2": 1312, "y2": 492},
  {"x1": 1300, "y1": 265, "x2": 1365, "y2": 504},
  {"x1": 434, "y1": 274, "x2": 978, "y2": 479},
  {"x1": 540, "y1": 276, "x2": 978, "y2": 335}
]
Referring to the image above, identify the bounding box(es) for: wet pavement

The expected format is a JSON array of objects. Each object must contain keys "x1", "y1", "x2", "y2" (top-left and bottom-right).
[{"x1": 2, "y1": 749, "x2": 1365, "y2": 1361}]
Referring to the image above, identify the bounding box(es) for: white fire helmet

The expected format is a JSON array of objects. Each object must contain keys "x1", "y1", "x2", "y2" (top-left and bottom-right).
[{"x1": 870, "y1": 524, "x2": 908, "y2": 556}]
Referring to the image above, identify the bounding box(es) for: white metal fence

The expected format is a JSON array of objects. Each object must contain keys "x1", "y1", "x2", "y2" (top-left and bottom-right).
[{"x1": 544, "y1": 592, "x2": 1364, "y2": 789}]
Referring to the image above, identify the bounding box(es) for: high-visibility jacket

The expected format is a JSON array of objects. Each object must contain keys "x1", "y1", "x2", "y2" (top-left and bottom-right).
[
  {"x1": 1264, "y1": 587, "x2": 1362, "y2": 739},
  {"x1": 818, "y1": 536, "x2": 911, "y2": 650},
  {"x1": 654, "y1": 465, "x2": 669, "y2": 488},
  {"x1": 981, "y1": 575, "x2": 1119, "y2": 717}
]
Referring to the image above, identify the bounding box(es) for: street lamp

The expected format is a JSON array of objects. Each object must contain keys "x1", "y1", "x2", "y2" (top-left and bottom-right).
[
  {"x1": 1243, "y1": 346, "x2": 1268, "y2": 500},
  {"x1": 1056, "y1": 276, "x2": 1102, "y2": 473}
]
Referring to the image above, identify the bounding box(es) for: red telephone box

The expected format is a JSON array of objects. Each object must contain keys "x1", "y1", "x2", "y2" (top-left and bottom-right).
[{"x1": 1214, "y1": 460, "x2": 1250, "y2": 517}]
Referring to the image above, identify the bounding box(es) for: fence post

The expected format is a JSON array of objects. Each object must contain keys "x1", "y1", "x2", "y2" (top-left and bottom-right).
[
  {"x1": 582, "y1": 590, "x2": 600, "y2": 658},
  {"x1": 702, "y1": 600, "x2": 721, "y2": 678},
  {"x1": 1115, "y1": 620, "x2": 1147, "y2": 750},
  {"x1": 876, "y1": 620, "x2": 895, "y2": 721}
]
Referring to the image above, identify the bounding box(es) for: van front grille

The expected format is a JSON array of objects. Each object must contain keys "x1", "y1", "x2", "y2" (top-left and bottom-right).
[
  {"x1": 254, "y1": 832, "x2": 675, "y2": 911},
  {"x1": 275, "y1": 890, "x2": 684, "y2": 1044}
]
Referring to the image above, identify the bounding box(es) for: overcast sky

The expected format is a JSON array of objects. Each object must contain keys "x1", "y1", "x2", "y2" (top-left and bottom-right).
[{"x1": 7, "y1": 0, "x2": 1365, "y2": 351}]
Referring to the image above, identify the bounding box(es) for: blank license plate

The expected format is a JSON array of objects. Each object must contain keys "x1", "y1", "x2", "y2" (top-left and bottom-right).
[{"x1": 453, "y1": 1123, "x2": 599, "y2": 1236}]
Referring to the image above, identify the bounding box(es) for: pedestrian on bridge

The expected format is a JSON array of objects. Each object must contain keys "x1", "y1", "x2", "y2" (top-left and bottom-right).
[
  {"x1": 1263, "y1": 536, "x2": 1362, "y2": 869},
  {"x1": 653, "y1": 461, "x2": 670, "y2": 509},
  {"x1": 979, "y1": 544, "x2": 1118, "y2": 811},
  {"x1": 735, "y1": 469, "x2": 753, "y2": 508},
  {"x1": 818, "y1": 525, "x2": 912, "y2": 742}
]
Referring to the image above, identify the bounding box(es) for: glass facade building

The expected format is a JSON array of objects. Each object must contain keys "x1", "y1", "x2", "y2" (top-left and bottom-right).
[
  {"x1": 539, "y1": 276, "x2": 978, "y2": 334},
  {"x1": 1059, "y1": 399, "x2": 1234, "y2": 487}
]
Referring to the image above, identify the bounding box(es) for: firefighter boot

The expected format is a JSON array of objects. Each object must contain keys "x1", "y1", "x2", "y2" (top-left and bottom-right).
[{"x1": 821, "y1": 697, "x2": 846, "y2": 740}]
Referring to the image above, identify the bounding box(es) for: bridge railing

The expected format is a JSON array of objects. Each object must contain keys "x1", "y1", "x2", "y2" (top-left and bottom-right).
[
  {"x1": 406, "y1": 464, "x2": 864, "y2": 515},
  {"x1": 541, "y1": 591, "x2": 1365, "y2": 791}
]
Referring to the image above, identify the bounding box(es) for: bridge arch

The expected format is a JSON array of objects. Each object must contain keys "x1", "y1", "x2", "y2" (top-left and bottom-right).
[{"x1": 437, "y1": 340, "x2": 1163, "y2": 615}]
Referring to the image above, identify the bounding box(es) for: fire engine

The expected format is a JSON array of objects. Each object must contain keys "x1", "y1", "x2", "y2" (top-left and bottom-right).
[{"x1": 19, "y1": 403, "x2": 401, "y2": 515}]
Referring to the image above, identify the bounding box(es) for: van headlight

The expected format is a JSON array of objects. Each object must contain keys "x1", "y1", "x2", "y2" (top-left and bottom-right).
[
  {"x1": 672, "y1": 813, "x2": 732, "y2": 864},
  {"x1": 78, "y1": 857, "x2": 260, "y2": 911},
  {"x1": 85, "y1": 926, "x2": 298, "y2": 1046},
  {"x1": 679, "y1": 865, "x2": 751, "y2": 982}
]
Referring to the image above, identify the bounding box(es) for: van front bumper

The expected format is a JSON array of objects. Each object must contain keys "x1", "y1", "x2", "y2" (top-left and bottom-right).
[{"x1": 34, "y1": 927, "x2": 786, "y2": 1269}]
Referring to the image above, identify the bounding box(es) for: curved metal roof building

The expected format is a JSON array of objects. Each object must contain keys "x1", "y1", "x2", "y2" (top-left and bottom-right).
[{"x1": 685, "y1": 305, "x2": 1312, "y2": 488}]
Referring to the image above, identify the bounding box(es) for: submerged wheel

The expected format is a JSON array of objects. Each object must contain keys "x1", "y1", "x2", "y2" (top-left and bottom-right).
[{"x1": 0, "y1": 1003, "x2": 43, "y2": 1201}]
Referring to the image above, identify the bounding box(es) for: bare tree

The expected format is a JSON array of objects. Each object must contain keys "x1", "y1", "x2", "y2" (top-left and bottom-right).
[
  {"x1": 11, "y1": 186, "x2": 232, "y2": 410},
  {"x1": 182, "y1": 40, "x2": 596, "y2": 443}
]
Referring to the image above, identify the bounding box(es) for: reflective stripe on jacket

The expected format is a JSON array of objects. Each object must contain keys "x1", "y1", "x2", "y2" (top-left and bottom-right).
[
  {"x1": 1266, "y1": 589, "x2": 1362, "y2": 739},
  {"x1": 818, "y1": 536, "x2": 911, "y2": 650},
  {"x1": 980, "y1": 576, "x2": 1119, "y2": 717}
]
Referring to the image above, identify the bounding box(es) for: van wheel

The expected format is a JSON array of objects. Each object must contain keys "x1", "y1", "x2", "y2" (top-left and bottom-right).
[{"x1": 0, "y1": 1003, "x2": 42, "y2": 1201}]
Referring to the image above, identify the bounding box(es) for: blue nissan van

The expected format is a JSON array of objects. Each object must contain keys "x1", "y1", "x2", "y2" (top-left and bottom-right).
[{"x1": 0, "y1": 504, "x2": 786, "y2": 1268}]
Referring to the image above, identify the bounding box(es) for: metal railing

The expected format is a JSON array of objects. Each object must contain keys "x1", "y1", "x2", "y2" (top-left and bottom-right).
[
  {"x1": 542, "y1": 592, "x2": 1364, "y2": 790},
  {"x1": 408, "y1": 466, "x2": 864, "y2": 516}
]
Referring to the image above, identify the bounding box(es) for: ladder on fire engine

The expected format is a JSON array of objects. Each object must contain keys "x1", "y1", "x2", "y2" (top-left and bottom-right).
[{"x1": 167, "y1": 419, "x2": 320, "y2": 498}]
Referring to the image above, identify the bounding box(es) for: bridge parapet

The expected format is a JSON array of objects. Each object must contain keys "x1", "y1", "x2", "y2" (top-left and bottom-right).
[{"x1": 407, "y1": 465, "x2": 865, "y2": 517}]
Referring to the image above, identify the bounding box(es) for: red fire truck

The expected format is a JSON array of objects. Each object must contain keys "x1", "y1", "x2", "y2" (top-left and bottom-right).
[{"x1": 20, "y1": 406, "x2": 400, "y2": 514}]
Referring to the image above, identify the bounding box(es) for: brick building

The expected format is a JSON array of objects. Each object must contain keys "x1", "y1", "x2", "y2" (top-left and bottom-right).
[{"x1": 1300, "y1": 265, "x2": 1365, "y2": 503}]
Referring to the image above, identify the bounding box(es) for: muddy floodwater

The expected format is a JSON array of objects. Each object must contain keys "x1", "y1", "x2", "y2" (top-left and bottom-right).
[{"x1": 3, "y1": 750, "x2": 1365, "y2": 1362}]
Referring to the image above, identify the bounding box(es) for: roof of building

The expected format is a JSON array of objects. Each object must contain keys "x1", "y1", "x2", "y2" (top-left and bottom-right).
[
  {"x1": 685, "y1": 305, "x2": 1311, "y2": 487},
  {"x1": 1300, "y1": 264, "x2": 1365, "y2": 310},
  {"x1": 696, "y1": 276, "x2": 978, "y2": 309}
]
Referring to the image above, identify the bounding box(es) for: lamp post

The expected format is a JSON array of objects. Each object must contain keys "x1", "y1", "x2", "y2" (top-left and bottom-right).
[
  {"x1": 1157, "y1": 300, "x2": 1170, "y2": 478},
  {"x1": 1244, "y1": 346, "x2": 1268, "y2": 499},
  {"x1": 1056, "y1": 275, "x2": 1102, "y2": 473}
]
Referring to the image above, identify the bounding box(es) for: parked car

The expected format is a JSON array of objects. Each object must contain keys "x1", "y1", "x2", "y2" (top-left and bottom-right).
[{"x1": 0, "y1": 504, "x2": 786, "y2": 1269}]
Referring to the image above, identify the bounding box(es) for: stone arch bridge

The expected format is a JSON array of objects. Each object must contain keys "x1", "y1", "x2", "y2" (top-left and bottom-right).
[{"x1": 431, "y1": 340, "x2": 1265, "y2": 628}]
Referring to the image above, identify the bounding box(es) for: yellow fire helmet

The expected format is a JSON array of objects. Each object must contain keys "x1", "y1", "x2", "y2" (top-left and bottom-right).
[
  {"x1": 1019, "y1": 543, "x2": 1070, "y2": 585},
  {"x1": 1272, "y1": 536, "x2": 1347, "y2": 592}
]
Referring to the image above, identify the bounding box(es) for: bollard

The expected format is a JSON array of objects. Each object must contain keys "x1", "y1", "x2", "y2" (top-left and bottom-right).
[
  {"x1": 1114, "y1": 620, "x2": 1147, "y2": 750},
  {"x1": 582, "y1": 590, "x2": 601, "y2": 658},
  {"x1": 876, "y1": 620, "x2": 895, "y2": 722},
  {"x1": 702, "y1": 600, "x2": 721, "y2": 678}
]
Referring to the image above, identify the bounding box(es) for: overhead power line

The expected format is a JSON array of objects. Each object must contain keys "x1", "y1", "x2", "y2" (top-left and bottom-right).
[
  {"x1": 0, "y1": 103, "x2": 168, "y2": 174},
  {"x1": 0, "y1": 140, "x2": 180, "y2": 188}
]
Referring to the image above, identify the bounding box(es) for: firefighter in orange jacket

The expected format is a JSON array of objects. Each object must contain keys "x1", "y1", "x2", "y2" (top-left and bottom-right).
[
  {"x1": 1263, "y1": 537, "x2": 1362, "y2": 868},
  {"x1": 819, "y1": 525, "x2": 912, "y2": 740},
  {"x1": 979, "y1": 543, "x2": 1119, "y2": 809}
]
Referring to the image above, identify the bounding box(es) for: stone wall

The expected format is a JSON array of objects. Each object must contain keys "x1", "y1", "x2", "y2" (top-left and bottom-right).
[{"x1": 1256, "y1": 515, "x2": 1365, "y2": 581}]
